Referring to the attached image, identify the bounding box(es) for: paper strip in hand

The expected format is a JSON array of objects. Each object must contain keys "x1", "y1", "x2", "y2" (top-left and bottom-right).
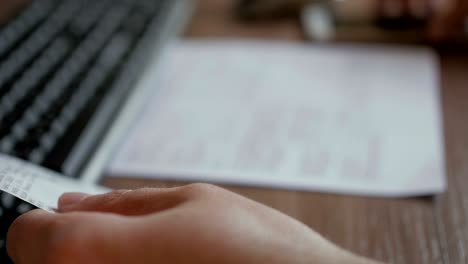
[{"x1": 0, "y1": 154, "x2": 109, "y2": 212}]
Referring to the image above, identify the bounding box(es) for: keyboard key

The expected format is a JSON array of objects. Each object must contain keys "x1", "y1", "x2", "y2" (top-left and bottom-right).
[
  {"x1": 0, "y1": 136, "x2": 14, "y2": 154},
  {"x1": 16, "y1": 203, "x2": 33, "y2": 214},
  {"x1": 11, "y1": 123, "x2": 26, "y2": 140},
  {"x1": 1, "y1": 194, "x2": 15, "y2": 210}
]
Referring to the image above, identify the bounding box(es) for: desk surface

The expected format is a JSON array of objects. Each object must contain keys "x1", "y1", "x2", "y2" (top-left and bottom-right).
[{"x1": 104, "y1": 1, "x2": 468, "y2": 263}]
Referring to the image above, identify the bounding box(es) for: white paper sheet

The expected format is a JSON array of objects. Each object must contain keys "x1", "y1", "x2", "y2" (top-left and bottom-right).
[
  {"x1": 0, "y1": 154, "x2": 109, "y2": 212},
  {"x1": 108, "y1": 41, "x2": 446, "y2": 197}
]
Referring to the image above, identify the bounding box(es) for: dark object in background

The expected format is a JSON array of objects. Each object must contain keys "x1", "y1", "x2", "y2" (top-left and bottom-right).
[
  {"x1": 236, "y1": 0, "x2": 307, "y2": 20},
  {"x1": 236, "y1": 0, "x2": 468, "y2": 49}
]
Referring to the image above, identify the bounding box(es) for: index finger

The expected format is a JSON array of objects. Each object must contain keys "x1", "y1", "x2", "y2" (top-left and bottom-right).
[{"x1": 7, "y1": 209, "x2": 57, "y2": 264}]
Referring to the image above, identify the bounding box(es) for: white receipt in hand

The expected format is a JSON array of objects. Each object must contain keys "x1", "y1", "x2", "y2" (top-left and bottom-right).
[{"x1": 0, "y1": 154, "x2": 109, "y2": 212}]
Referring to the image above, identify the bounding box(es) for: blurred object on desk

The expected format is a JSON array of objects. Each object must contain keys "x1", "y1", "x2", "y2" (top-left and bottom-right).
[
  {"x1": 187, "y1": 0, "x2": 305, "y2": 40},
  {"x1": 236, "y1": 0, "x2": 307, "y2": 19},
  {"x1": 235, "y1": 0, "x2": 468, "y2": 49}
]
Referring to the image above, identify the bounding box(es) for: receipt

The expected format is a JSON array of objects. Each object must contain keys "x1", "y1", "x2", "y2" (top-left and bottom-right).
[{"x1": 0, "y1": 154, "x2": 109, "y2": 212}]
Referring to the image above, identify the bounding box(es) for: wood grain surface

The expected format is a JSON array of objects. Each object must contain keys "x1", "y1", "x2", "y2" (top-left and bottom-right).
[{"x1": 104, "y1": 1, "x2": 468, "y2": 263}]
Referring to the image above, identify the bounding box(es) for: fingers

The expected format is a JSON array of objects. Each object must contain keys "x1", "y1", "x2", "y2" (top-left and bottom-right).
[
  {"x1": 7, "y1": 210, "x2": 56, "y2": 263},
  {"x1": 58, "y1": 188, "x2": 190, "y2": 216}
]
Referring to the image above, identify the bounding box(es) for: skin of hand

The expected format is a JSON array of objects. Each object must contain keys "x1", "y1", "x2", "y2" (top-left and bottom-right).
[{"x1": 7, "y1": 184, "x2": 382, "y2": 264}]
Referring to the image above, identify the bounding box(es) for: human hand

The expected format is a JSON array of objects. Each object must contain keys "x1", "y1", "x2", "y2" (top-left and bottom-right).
[{"x1": 7, "y1": 184, "x2": 380, "y2": 264}]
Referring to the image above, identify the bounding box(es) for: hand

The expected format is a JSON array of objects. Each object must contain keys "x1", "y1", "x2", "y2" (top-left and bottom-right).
[{"x1": 7, "y1": 184, "x2": 380, "y2": 264}]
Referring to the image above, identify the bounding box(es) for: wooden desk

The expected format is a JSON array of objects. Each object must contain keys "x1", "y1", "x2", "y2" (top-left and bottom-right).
[{"x1": 104, "y1": 1, "x2": 468, "y2": 263}]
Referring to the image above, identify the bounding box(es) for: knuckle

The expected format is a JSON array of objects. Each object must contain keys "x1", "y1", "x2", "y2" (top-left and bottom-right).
[
  {"x1": 110, "y1": 189, "x2": 155, "y2": 212},
  {"x1": 98, "y1": 190, "x2": 132, "y2": 202},
  {"x1": 180, "y1": 183, "x2": 220, "y2": 198},
  {"x1": 82, "y1": 190, "x2": 132, "y2": 209}
]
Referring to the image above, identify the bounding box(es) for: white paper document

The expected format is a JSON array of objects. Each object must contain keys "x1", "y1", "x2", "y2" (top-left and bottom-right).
[
  {"x1": 108, "y1": 41, "x2": 446, "y2": 197},
  {"x1": 0, "y1": 154, "x2": 108, "y2": 212}
]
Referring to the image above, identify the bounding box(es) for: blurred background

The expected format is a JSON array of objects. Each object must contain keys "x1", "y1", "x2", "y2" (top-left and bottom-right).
[
  {"x1": 188, "y1": 0, "x2": 468, "y2": 48},
  {"x1": 0, "y1": 0, "x2": 467, "y2": 263}
]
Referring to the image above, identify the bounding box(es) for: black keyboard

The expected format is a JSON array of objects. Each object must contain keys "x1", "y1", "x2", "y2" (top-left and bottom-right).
[{"x1": 0, "y1": 0, "x2": 175, "y2": 262}]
